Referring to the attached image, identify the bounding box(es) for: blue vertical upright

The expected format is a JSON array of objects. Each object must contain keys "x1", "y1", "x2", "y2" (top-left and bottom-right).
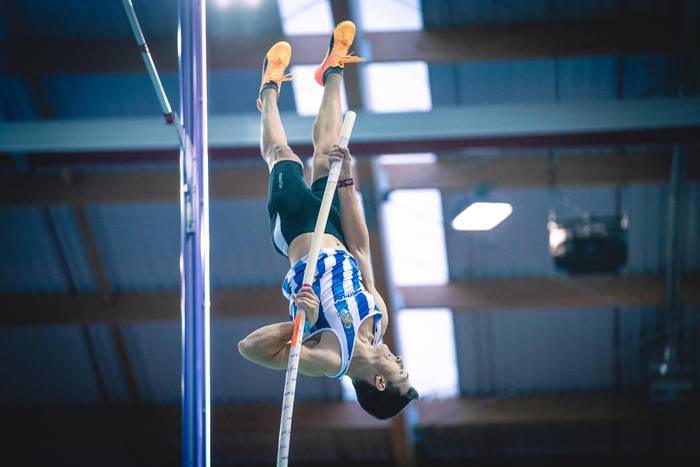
[{"x1": 179, "y1": 1, "x2": 211, "y2": 467}]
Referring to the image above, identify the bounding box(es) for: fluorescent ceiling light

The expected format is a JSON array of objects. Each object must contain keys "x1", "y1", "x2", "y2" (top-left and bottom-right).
[
  {"x1": 277, "y1": 0, "x2": 333, "y2": 35},
  {"x1": 357, "y1": 0, "x2": 423, "y2": 31},
  {"x1": 290, "y1": 64, "x2": 348, "y2": 116},
  {"x1": 451, "y1": 202, "x2": 513, "y2": 231}
]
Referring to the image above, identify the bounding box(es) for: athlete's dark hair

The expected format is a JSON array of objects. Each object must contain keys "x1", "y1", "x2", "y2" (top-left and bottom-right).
[{"x1": 352, "y1": 380, "x2": 419, "y2": 420}]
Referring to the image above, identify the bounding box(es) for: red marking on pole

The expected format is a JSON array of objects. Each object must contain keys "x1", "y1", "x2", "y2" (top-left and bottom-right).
[{"x1": 291, "y1": 312, "x2": 302, "y2": 347}]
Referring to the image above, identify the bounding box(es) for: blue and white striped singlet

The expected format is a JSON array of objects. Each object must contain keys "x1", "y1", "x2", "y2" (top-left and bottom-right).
[{"x1": 282, "y1": 249, "x2": 383, "y2": 378}]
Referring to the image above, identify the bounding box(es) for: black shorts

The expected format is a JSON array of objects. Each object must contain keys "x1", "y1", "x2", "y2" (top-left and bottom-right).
[{"x1": 267, "y1": 160, "x2": 346, "y2": 257}]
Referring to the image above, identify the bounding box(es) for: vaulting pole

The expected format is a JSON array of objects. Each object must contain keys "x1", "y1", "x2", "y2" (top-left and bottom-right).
[
  {"x1": 179, "y1": 1, "x2": 211, "y2": 466},
  {"x1": 276, "y1": 111, "x2": 356, "y2": 467}
]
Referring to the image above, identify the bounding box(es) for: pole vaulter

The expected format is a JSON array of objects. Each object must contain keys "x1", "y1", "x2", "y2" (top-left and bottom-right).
[{"x1": 238, "y1": 20, "x2": 418, "y2": 466}]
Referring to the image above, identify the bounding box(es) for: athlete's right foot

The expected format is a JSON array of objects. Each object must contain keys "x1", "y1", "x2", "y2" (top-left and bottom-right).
[
  {"x1": 257, "y1": 41, "x2": 293, "y2": 110},
  {"x1": 314, "y1": 20, "x2": 365, "y2": 86}
]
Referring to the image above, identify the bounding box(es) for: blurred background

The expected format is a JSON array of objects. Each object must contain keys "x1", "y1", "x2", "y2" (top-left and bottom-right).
[{"x1": 1, "y1": 0, "x2": 699, "y2": 466}]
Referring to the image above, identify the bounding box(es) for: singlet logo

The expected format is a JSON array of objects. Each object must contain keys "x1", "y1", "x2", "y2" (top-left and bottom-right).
[
  {"x1": 337, "y1": 309, "x2": 353, "y2": 329},
  {"x1": 334, "y1": 288, "x2": 362, "y2": 303},
  {"x1": 278, "y1": 172, "x2": 283, "y2": 189}
]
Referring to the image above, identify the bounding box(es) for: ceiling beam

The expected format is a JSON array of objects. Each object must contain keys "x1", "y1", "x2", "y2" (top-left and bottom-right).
[
  {"x1": 2, "y1": 149, "x2": 698, "y2": 207},
  {"x1": 8, "y1": 20, "x2": 679, "y2": 76},
  {"x1": 2, "y1": 394, "x2": 692, "y2": 433},
  {"x1": 2, "y1": 274, "x2": 699, "y2": 327},
  {"x1": 399, "y1": 274, "x2": 700, "y2": 311},
  {"x1": 384, "y1": 150, "x2": 700, "y2": 192},
  {"x1": 0, "y1": 166, "x2": 270, "y2": 205},
  {"x1": 0, "y1": 287, "x2": 288, "y2": 326},
  {"x1": 2, "y1": 98, "x2": 699, "y2": 155}
]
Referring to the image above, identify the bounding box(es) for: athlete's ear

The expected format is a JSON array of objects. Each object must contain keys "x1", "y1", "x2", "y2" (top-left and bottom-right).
[{"x1": 374, "y1": 375, "x2": 386, "y2": 391}]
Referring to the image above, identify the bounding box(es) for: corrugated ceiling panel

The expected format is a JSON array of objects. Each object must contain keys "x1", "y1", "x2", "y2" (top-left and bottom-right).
[
  {"x1": 87, "y1": 202, "x2": 179, "y2": 291},
  {"x1": 11, "y1": 0, "x2": 133, "y2": 39},
  {"x1": 627, "y1": 0, "x2": 678, "y2": 17},
  {"x1": 86, "y1": 324, "x2": 130, "y2": 405},
  {"x1": 0, "y1": 7, "x2": 5, "y2": 42},
  {"x1": 10, "y1": 0, "x2": 281, "y2": 39},
  {"x1": 454, "y1": 306, "x2": 658, "y2": 395},
  {"x1": 213, "y1": 319, "x2": 343, "y2": 403},
  {"x1": 685, "y1": 182, "x2": 700, "y2": 272},
  {"x1": 453, "y1": 59, "x2": 556, "y2": 105},
  {"x1": 122, "y1": 319, "x2": 342, "y2": 405},
  {"x1": 623, "y1": 183, "x2": 665, "y2": 274},
  {"x1": 0, "y1": 76, "x2": 38, "y2": 120},
  {"x1": 44, "y1": 73, "x2": 178, "y2": 119},
  {"x1": 556, "y1": 56, "x2": 617, "y2": 100},
  {"x1": 0, "y1": 325, "x2": 103, "y2": 406},
  {"x1": 623, "y1": 54, "x2": 669, "y2": 99},
  {"x1": 47, "y1": 206, "x2": 97, "y2": 293},
  {"x1": 121, "y1": 321, "x2": 179, "y2": 404},
  {"x1": 429, "y1": 54, "x2": 676, "y2": 107},
  {"x1": 444, "y1": 182, "x2": 668, "y2": 280},
  {"x1": 422, "y1": 0, "x2": 616, "y2": 28},
  {"x1": 210, "y1": 199, "x2": 290, "y2": 288},
  {"x1": 208, "y1": 70, "x2": 296, "y2": 114},
  {"x1": 0, "y1": 207, "x2": 69, "y2": 293},
  {"x1": 43, "y1": 70, "x2": 295, "y2": 119}
]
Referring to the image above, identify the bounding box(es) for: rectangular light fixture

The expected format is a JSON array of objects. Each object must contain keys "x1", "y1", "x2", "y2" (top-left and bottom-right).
[{"x1": 451, "y1": 202, "x2": 512, "y2": 231}]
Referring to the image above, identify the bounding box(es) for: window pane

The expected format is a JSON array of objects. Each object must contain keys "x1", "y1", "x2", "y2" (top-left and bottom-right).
[
  {"x1": 383, "y1": 189, "x2": 448, "y2": 286},
  {"x1": 290, "y1": 65, "x2": 348, "y2": 116},
  {"x1": 397, "y1": 308, "x2": 459, "y2": 398},
  {"x1": 357, "y1": 0, "x2": 423, "y2": 31},
  {"x1": 364, "y1": 62, "x2": 432, "y2": 113},
  {"x1": 277, "y1": 0, "x2": 333, "y2": 35}
]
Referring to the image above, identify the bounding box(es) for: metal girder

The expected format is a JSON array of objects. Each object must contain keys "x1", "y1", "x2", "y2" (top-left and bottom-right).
[
  {"x1": 399, "y1": 275, "x2": 700, "y2": 311},
  {"x1": 2, "y1": 274, "x2": 699, "y2": 327},
  {"x1": 1, "y1": 149, "x2": 698, "y2": 206},
  {"x1": 2, "y1": 98, "x2": 700, "y2": 154}
]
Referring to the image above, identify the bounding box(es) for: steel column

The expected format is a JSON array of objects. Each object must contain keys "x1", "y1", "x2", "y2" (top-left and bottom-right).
[{"x1": 179, "y1": 1, "x2": 210, "y2": 467}]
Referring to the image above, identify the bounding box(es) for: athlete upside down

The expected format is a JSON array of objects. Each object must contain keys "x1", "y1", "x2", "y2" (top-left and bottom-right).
[{"x1": 237, "y1": 20, "x2": 418, "y2": 419}]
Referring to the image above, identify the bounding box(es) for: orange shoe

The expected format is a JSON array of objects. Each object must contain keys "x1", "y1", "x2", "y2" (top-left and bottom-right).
[
  {"x1": 257, "y1": 41, "x2": 293, "y2": 109},
  {"x1": 314, "y1": 20, "x2": 365, "y2": 86}
]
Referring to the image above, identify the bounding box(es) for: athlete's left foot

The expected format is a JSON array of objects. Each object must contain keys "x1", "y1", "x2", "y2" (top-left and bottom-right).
[
  {"x1": 257, "y1": 41, "x2": 294, "y2": 110},
  {"x1": 314, "y1": 20, "x2": 365, "y2": 86}
]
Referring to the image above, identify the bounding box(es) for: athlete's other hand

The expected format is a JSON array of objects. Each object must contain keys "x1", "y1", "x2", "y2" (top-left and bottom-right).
[
  {"x1": 293, "y1": 286, "x2": 320, "y2": 326},
  {"x1": 329, "y1": 144, "x2": 352, "y2": 179}
]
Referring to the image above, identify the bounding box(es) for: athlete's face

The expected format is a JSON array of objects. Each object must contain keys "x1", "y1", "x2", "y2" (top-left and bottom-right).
[{"x1": 374, "y1": 344, "x2": 411, "y2": 394}]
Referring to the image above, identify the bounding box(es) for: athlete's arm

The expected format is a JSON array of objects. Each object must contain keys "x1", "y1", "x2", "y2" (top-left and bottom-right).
[
  {"x1": 238, "y1": 322, "x2": 340, "y2": 376},
  {"x1": 330, "y1": 144, "x2": 389, "y2": 335},
  {"x1": 237, "y1": 288, "x2": 340, "y2": 375}
]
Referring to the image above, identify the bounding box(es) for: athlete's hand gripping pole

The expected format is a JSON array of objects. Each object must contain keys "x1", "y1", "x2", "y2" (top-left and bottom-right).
[{"x1": 276, "y1": 111, "x2": 356, "y2": 467}]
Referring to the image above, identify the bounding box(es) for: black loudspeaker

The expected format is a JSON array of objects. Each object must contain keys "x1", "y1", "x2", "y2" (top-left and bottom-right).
[{"x1": 547, "y1": 215, "x2": 628, "y2": 274}]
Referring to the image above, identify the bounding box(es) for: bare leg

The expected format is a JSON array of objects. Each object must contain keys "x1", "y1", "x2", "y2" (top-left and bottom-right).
[
  {"x1": 260, "y1": 88, "x2": 302, "y2": 170},
  {"x1": 311, "y1": 73, "x2": 343, "y2": 181}
]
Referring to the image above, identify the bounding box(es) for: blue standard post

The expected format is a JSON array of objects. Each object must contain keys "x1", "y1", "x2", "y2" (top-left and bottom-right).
[{"x1": 179, "y1": 1, "x2": 211, "y2": 467}]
